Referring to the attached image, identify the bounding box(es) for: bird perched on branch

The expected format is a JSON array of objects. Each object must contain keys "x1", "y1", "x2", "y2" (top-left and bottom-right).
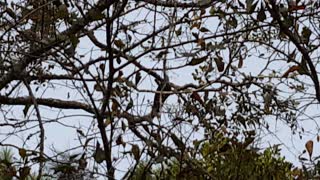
[{"x1": 151, "y1": 80, "x2": 171, "y2": 117}]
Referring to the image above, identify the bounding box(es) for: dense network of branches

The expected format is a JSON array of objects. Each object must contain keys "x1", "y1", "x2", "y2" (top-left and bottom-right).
[{"x1": 0, "y1": 0, "x2": 320, "y2": 179}]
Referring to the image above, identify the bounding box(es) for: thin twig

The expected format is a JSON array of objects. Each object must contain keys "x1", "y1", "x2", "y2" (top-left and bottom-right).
[{"x1": 23, "y1": 79, "x2": 45, "y2": 180}]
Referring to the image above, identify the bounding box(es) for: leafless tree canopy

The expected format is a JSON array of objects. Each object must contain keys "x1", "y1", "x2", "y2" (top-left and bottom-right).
[{"x1": 0, "y1": 0, "x2": 320, "y2": 179}]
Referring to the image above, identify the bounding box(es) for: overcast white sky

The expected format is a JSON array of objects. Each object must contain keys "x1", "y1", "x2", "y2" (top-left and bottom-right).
[{"x1": 2, "y1": 0, "x2": 320, "y2": 179}]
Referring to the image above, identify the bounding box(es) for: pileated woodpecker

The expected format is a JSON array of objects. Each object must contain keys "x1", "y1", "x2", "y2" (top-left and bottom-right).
[
  {"x1": 151, "y1": 80, "x2": 171, "y2": 117},
  {"x1": 288, "y1": 0, "x2": 306, "y2": 11}
]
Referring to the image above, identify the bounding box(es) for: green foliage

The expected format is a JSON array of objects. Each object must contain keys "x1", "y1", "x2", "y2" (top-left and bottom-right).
[
  {"x1": 0, "y1": 148, "x2": 15, "y2": 180},
  {"x1": 131, "y1": 135, "x2": 294, "y2": 179}
]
